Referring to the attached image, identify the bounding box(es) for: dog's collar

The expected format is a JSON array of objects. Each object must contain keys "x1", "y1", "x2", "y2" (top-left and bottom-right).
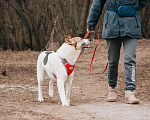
[{"x1": 53, "y1": 58, "x2": 75, "y2": 79}]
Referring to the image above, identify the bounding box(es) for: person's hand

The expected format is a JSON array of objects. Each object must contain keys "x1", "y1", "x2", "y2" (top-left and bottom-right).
[{"x1": 87, "y1": 29, "x2": 95, "y2": 33}]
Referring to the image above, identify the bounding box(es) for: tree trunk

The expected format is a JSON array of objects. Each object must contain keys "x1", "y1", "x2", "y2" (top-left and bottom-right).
[
  {"x1": 73, "y1": 0, "x2": 80, "y2": 29},
  {"x1": 58, "y1": 1, "x2": 69, "y2": 33},
  {"x1": 77, "y1": 0, "x2": 90, "y2": 37},
  {"x1": 141, "y1": 2, "x2": 150, "y2": 38}
]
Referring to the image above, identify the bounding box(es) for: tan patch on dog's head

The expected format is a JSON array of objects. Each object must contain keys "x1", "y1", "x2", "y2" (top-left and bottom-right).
[{"x1": 64, "y1": 35, "x2": 76, "y2": 47}]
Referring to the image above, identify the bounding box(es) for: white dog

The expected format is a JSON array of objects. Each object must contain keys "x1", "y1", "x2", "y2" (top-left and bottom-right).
[{"x1": 37, "y1": 35, "x2": 91, "y2": 106}]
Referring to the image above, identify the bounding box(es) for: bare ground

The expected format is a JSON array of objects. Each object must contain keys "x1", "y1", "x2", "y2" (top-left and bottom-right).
[{"x1": 0, "y1": 39, "x2": 150, "y2": 120}]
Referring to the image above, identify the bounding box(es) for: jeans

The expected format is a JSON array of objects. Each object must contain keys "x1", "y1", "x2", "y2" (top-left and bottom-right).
[{"x1": 106, "y1": 37, "x2": 137, "y2": 91}]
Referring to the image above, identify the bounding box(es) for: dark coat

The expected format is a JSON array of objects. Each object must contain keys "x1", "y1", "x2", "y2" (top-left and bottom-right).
[{"x1": 87, "y1": 0, "x2": 149, "y2": 39}]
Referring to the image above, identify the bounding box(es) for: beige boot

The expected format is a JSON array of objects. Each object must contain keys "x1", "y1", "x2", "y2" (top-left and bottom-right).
[
  {"x1": 125, "y1": 91, "x2": 140, "y2": 104},
  {"x1": 107, "y1": 86, "x2": 117, "y2": 102}
]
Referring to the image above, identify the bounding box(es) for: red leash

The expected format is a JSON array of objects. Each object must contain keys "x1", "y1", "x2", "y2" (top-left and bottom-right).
[
  {"x1": 84, "y1": 30, "x2": 91, "y2": 39},
  {"x1": 75, "y1": 30, "x2": 91, "y2": 65},
  {"x1": 85, "y1": 30, "x2": 108, "y2": 76}
]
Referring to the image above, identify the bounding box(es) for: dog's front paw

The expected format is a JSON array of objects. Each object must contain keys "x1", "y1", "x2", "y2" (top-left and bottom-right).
[
  {"x1": 38, "y1": 97, "x2": 44, "y2": 102},
  {"x1": 62, "y1": 102, "x2": 70, "y2": 106}
]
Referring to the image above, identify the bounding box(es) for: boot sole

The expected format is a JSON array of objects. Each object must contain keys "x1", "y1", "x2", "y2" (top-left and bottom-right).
[
  {"x1": 107, "y1": 98, "x2": 117, "y2": 102},
  {"x1": 125, "y1": 100, "x2": 140, "y2": 104}
]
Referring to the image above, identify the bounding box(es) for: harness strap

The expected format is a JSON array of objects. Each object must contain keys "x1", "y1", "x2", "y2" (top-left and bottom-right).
[
  {"x1": 53, "y1": 73, "x2": 57, "y2": 79},
  {"x1": 62, "y1": 59, "x2": 75, "y2": 76},
  {"x1": 53, "y1": 58, "x2": 75, "y2": 79}
]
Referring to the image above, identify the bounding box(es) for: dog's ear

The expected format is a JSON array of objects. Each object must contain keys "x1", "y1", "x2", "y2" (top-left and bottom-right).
[
  {"x1": 66, "y1": 34, "x2": 71, "y2": 39},
  {"x1": 64, "y1": 35, "x2": 73, "y2": 45},
  {"x1": 64, "y1": 37, "x2": 71, "y2": 45}
]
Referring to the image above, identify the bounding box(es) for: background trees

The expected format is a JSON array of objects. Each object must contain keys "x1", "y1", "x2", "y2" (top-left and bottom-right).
[{"x1": 0, "y1": 0, "x2": 149, "y2": 51}]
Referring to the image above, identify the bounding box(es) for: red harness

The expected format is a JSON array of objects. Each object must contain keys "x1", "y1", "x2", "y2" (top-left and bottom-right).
[
  {"x1": 62, "y1": 59, "x2": 75, "y2": 76},
  {"x1": 53, "y1": 59, "x2": 75, "y2": 79}
]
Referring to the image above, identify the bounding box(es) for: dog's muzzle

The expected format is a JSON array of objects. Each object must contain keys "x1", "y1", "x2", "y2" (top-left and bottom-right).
[{"x1": 81, "y1": 39, "x2": 91, "y2": 49}]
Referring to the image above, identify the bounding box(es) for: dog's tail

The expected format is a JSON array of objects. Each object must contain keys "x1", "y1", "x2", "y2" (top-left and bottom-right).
[{"x1": 37, "y1": 52, "x2": 47, "y2": 81}]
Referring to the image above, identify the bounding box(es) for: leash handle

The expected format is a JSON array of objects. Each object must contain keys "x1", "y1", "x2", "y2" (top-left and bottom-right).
[{"x1": 89, "y1": 31, "x2": 108, "y2": 76}]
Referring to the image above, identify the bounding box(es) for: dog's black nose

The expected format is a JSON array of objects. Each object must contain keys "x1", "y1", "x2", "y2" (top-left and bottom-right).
[{"x1": 89, "y1": 39, "x2": 91, "y2": 41}]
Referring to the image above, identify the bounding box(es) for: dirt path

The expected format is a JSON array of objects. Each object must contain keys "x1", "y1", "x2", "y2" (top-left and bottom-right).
[
  {"x1": 0, "y1": 39, "x2": 150, "y2": 120},
  {"x1": 1, "y1": 99, "x2": 150, "y2": 120}
]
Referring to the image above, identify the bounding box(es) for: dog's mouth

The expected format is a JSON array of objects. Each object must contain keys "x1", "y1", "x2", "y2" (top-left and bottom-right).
[{"x1": 81, "y1": 43, "x2": 90, "y2": 49}]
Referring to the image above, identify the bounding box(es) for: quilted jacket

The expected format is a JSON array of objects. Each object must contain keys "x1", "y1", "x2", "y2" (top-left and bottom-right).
[{"x1": 87, "y1": 0, "x2": 149, "y2": 39}]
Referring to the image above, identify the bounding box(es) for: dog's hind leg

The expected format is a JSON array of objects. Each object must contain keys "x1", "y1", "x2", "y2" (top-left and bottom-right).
[
  {"x1": 49, "y1": 79, "x2": 54, "y2": 97},
  {"x1": 37, "y1": 63, "x2": 46, "y2": 102},
  {"x1": 66, "y1": 76, "x2": 73, "y2": 104},
  {"x1": 57, "y1": 79, "x2": 69, "y2": 106}
]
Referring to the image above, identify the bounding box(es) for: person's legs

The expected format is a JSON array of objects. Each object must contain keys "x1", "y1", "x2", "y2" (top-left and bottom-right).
[
  {"x1": 106, "y1": 37, "x2": 122, "y2": 88},
  {"x1": 123, "y1": 37, "x2": 137, "y2": 91},
  {"x1": 106, "y1": 37, "x2": 122, "y2": 101},
  {"x1": 123, "y1": 37, "x2": 139, "y2": 104}
]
